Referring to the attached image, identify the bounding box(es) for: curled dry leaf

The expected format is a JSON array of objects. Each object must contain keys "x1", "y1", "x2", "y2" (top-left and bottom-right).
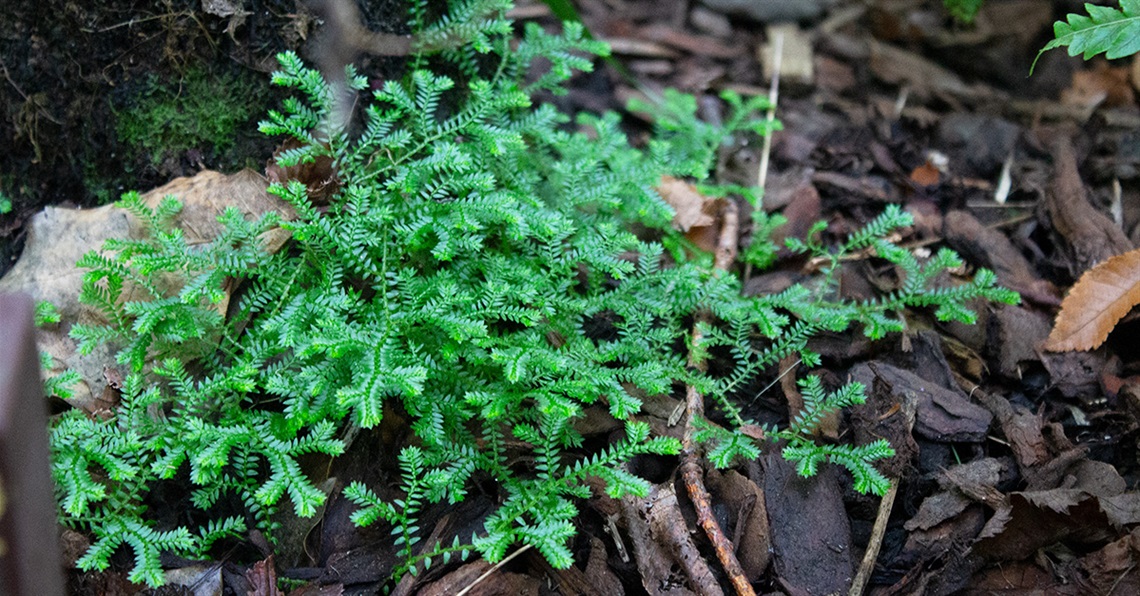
[
  {"x1": 657, "y1": 175, "x2": 716, "y2": 232},
  {"x1": 656, "y1": 175, "x2": 724, "y2": 255},
  {"x1": 909, "y1": 160, "x2": 941, "y2": 187},
  {"x1": 1046, "y1": 247, "x2": 1140, "y2": 352}
]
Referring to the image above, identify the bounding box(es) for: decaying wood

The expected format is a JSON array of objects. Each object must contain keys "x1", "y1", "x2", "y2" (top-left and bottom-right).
[
  {"x1": 646, "y1": 483, "x2": 725, "y2": 596},
  {"x1": 761, "y1": 454, "x2": 855, "y2": 595},
  {"x1": 850, "y1": 390, "x2": 914, "y2": 596},
  {"x1": 1046, "y1": 137, "x2": 1132, "y2": 275},
  {"x1": 705, "y1": 469, "x2": 771, "y2": 582},
  {"x1": 619, "y1": 488, "x2": 701, "y2": 596},
  {"x1": 942, "y1": 210, "x2": 1060, "y2": 307},
  {"x1": 528, "y1": 536, "x2": 625, "y2": 596}
]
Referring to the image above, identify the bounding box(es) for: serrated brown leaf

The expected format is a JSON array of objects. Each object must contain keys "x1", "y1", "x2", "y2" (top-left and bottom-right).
[{"x1": 1046, "y1": 247, "x2": 1140, "y2": 351}]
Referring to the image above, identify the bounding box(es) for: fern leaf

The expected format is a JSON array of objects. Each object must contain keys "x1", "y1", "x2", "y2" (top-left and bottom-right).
[{"x1": 1038, "y1": 0, "x2": 1140, "y2": 67}]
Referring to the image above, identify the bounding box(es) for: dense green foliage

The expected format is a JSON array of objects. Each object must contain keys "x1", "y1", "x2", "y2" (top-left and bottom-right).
[{"x1": 51, "y1": 0, "x2": 1018, "y2": 587}]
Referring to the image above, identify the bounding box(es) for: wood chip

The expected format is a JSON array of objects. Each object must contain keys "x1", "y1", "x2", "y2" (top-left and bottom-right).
[
  {"x1": 1046, "y1": 137, "x2": 1133, "y2": 275},
  {"x1": 759, "y1": 24, "x2": 813, "y2": 86}
]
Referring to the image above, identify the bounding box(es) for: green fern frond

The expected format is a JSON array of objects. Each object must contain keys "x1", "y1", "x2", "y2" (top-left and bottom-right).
[{"x1": 1037, "y1": 0, "x2": 1140, "y2": 69}]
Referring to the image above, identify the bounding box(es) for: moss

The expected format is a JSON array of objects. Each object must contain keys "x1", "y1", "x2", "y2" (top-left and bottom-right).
[{"x1": 114, "y1": 65, "x2": 266, "y2": 170}]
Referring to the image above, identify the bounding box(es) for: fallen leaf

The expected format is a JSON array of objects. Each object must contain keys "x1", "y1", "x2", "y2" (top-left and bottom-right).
[
  {"x1": 266, "y1": 138, "x2": 340, "y2": 205},
  {"x1": 909, "y1": 160, "x2": 941, "y2": 186},
  {"x1": 246, "y1": 556, "x2": 279, "y2": 596},
  {"x1": 657, "y1": 175, "x2": 725, "y2": 255},
  {"x1": 1070, "y1": 528, "x2": 1140, "y2": 595},
  {"x1": 657, "y1": 175, "x2": 716, "y2": 232},
  {"x1": 1062, "y1": 63, "x2": 1135, "y2": 111},
  {"x1": 1045, "y1": 247, "x2": 1140, "y2": 352}
]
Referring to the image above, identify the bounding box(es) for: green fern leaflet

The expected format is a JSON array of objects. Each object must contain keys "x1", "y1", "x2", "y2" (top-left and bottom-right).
[{"x1": 1036, "y1": 0, "x2": 1140, "y2": 70}]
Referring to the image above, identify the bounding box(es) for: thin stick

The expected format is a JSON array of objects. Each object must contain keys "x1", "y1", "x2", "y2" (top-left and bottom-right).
[
  {"x1": 850, "y1": 388, "x2": 915, "y2": 596},
  {"x1": 454, "y1": 544, "x2": 533, "y2": 596},
  {"x1": 756, "y1": 31, "x2": 783, "y2": 200},
  {"x1": 680, "y1": 200, "x2": 755, "y2": 596},
  {"x1": 748, "y1": 357, "x2": 801, "y2": 407},
  {"x1": 80, "y1": 11, "x2": 195, "y2": 33},
  {"x1": 848, "y1": 479, "x2": 898, "y2": 596}
]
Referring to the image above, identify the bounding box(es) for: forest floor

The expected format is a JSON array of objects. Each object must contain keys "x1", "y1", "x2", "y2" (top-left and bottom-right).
[{"x1": 5, "y1": 0, "x2": 1140, "y2": 594}]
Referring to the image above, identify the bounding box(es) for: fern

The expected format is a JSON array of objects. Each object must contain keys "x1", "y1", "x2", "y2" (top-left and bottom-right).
[
  {"x1": 1036, "y1": 0, "x2": 1140, "y2": 70},
  {"x1": 52, "y1": 0, "x2": 1018, "y2": 587},
  {"x1": 694, "y1": 205, "x2": 1016, "y2": 488}
]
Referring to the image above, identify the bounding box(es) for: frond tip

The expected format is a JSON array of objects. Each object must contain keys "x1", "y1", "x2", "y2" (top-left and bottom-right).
[{"x1": 1034, "y1": 0, "x2": 1140, "y2": 72}]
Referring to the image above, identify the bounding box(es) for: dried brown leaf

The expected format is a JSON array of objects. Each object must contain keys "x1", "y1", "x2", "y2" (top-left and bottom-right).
[
  {"x1": 266, "y1": 138, "x2": 340, "y2": 205},
  {"x1": 657, "y1": 175, "x2": 715, "y2": 232},
  {"x1": 1046, "y1": 247, "x2": 1140, "y2": 351},
  {"x1": 246, "y1": 555, "x2": 279, "y2": 596},
  {"x1": 909, "y1": 161, "x2": 941, "y2": 187},
  {"x1": 656, "y1": 175, "x2": 728, "y2": 256}
]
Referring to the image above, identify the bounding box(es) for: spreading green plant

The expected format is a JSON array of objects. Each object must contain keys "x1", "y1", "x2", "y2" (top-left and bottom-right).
[{"x1": 51, "y1": 0, "x2": 1017, "y2": 587}]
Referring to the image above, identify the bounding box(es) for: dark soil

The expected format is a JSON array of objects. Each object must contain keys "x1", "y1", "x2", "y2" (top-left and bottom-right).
[{"x1": 0, "y1": 0, "x2": 407, "y2": 275}]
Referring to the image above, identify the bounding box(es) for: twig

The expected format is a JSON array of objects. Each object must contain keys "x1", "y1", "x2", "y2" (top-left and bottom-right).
[
  {"x1": 850, "y1": 386, "x2": 915, "y2": 596},
  {"x1": 747, "y1": 357, "x2": 801, "y2": 407},
  {"x1": 848, "y1": 479, "x2": 898, "y2": 596},
  {"x1": 680, "y1": 199, "x2": 755, "y2": 596},
  {"x1": 604, "y1": 513, "x2": 629, "y2": 563},
  {"x1": 679, "y1": 459, "x2": 751, "y2": 595},
  {"x1": 454, "y1": 544, "x2": 532, "y2": 596},
  {"x1": 714, "y1": 199, "x2": 739, "y2": 273},
  {"x1": 621, "y1": 484, "x2": 723, "y2": 595},
  {"x1": 647, "y1": 482, "x2": 725, "y2": 596},
  {"x1": 0, "y1": 58, "x2": 29, "y2": 101},
  {"x1": 1107, "y1": 562, "x2": 1136, "y2": 596},
  {"x1": 80, "y1": 11, "x2": 195, "y2": 33},
  {"x1": 756, "y1": 32, "x2": 783, "y2": 197}
]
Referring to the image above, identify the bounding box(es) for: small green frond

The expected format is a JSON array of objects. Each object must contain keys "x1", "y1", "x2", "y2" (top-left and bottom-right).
[
  {"x1": 1037, "y1": 0, "x2": 1140, "y2": 70},
  {"x1": 34, "y1": 300, "x2": 62, "y2": 326}
]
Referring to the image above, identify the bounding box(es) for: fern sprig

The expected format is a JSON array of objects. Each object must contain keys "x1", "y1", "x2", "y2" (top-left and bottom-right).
[{"x1": 1035, "y1": 0, "x2": 1140, "y2": 71}]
